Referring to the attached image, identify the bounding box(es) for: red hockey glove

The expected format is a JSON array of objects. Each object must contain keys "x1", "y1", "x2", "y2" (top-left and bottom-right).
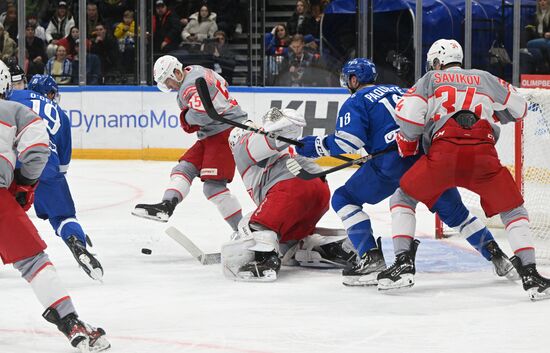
[
  {"x1": 9, "y1": 169, "x2": 39, "y2": 211},
  {"x1": 396, "y1": 132, "x2": 419, "y2": 158},
  {"x1": 179, "y1": 108, "x2": 200, "y2": 133}
]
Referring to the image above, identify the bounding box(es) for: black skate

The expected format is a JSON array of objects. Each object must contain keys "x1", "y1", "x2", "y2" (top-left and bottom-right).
[
  {"x1": 510, "y1": 256, "x2": 550, "y2": 301},
  {"x1": 131, "y1": 198, "x2": 178, "y2": 222},
  {"x1": 318, "y1": 239, "x2": 357, "y2": 267},
  {"x1": 43, "y1": 307, "x2": 111, "y2": 352},
  {"x1": 377, "y1": 239, "x2": 420, "y2": 291},
  {"x1": 66, "y1": 236, "x2": 104, "y2": 281},
  {"x1": 237, "y1": 251, "x2": 281, "y2": 282},
  {"x1": 485, "y1": 241, "x2": 519, "y2": 280},
  {"x1": 342, "y1": 237, "x2": 386, "y2": 287}
]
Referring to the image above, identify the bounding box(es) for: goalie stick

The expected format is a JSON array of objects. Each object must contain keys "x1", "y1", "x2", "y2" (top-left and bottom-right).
[
  {"x1": 165, "y1": 227, "x2": 221, "y2": 265},
  {"x1": 194, "y1": 77, "x2": 353, "y2": 163},
  {"x1": 286, "y1": 145, "x2": 398, "y2": 180}
]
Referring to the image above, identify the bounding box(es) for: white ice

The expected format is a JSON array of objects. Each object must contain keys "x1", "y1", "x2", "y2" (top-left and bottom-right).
[{"x1": 1, "y1": 160, "x2": 549, "y2": 353}]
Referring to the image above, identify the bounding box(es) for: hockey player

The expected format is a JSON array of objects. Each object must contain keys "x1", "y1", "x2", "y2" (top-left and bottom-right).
[
  {"x1": 222, "y1": 107, "x2": 356, "y2": 281},
  {"x1": 296, "y1": 58, "x2": 516, "y2": 286},
  {"x1": 133, "y1": 56, "x2": 245, "y2": 231},
  {"x1": 5, "y1": 58, "x2": 27, "y2": 89},
  {"x1": 379, "y1": 39, "x2": 550, "y2": 300},
  {"x1": 8, "y1": 74, "x2": 104, "y2": 281},
  {"x1": 0, "y1": 62, "x2": 110, "y2": 352}
]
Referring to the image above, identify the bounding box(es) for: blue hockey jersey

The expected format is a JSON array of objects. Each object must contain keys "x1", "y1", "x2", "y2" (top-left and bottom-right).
[
  {"x1": 9, "y1": 90, "x2": 72, "y2": 177},
  {"x1": 325, "y1": 84, "x2": 406, "y2": 155}
]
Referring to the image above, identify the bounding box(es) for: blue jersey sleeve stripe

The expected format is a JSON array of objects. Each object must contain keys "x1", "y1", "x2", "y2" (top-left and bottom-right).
[
  {"x1": 335, "y1": 130, "x2": 365, "y2": 149},
  {"x1": 334, "y1": 137, "x2": 359, "y2": 153}
]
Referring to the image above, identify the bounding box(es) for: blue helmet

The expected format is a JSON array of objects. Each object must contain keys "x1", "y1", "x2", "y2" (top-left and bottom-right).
[
  {"x1": 340, "y1": 58, "x2": 377, "y2": 89},
  {"x1": 28, "y1": 74, "x2": 59, "y2": 100}
]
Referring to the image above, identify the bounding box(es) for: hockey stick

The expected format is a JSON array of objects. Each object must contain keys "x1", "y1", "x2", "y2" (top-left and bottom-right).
[
  {"x1": 194, "y1": 77, "x2": 353, "y2": 163},
  {"x1": 165, "y1": 227, "x2": 221, "y2": 265},
  {"x1": 286, "y1": 145, "x2": 398, "y2": 180}
]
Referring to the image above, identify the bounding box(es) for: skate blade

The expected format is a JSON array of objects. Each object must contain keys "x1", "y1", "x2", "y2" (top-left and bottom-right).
[
  {"x1": 78, "y1": 254, "x2": 104, "y2": 282},
  {"x1": 131, "y1": 209, "x2": 169, "y2": 222},
  {"x1": 493, "y1": 264, "x2": 521, "y2": 281},
  {"x1": 236, "y1": 269, "x2": 278, "y2": 282},
  {"x1": 528, "y1": 288, "x2": 550, "y2": 301},
  {"x1": 342, "y1": 274, "x2": 379, "y2": 287},
  {"x1": 377, "y1": 274, "x2": 415, "y2": 291}
]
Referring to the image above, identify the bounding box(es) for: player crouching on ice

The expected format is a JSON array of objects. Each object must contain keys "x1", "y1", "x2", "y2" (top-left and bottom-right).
[
  {"x1": 378, "y1": 39, "x2": 550, "y2": 300},
  {"x1": 133, "y1": 56, "x2": 245, "y2": 231},
  {"x1": 221, "y1": 107, "x2": 356, "y2": 281},
  {"x1": 0, "y1": 62, "x2": 110, "y2": 352},
  {"x1": 8, "y1": 74, "x2": 104, "y2": 281}
]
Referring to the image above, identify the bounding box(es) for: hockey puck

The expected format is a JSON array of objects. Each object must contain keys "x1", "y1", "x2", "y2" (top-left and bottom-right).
[{"x1": 141, "y1": 248, "x2": 152, "y2": 255}]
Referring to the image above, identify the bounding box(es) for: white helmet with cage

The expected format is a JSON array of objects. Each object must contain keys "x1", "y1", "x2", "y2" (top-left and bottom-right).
[
  {"x1": 153, "y1": 55, "x2": 183, "y2": 92},
  {"x1": 0, "y1": 60, "x2": 12, "y2": 97},
  {"x1": 426, "y1": 39, "x2": 463, "y2": 71}
]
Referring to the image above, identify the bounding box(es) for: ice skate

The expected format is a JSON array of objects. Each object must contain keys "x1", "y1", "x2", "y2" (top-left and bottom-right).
[
  {"x1": 236, "y1": 251, "x2": 281, "y2": 282},
  {"x1": 132, "y1": 198, "x2": 177, "y2": 222},
  {"x1": 485, "y1": 241, "x2": 519, "y2": 281},
  {"x1": 66, "y1": 236, "x2": 104, "y2": 281},
  {"x1": 510, "y1": 256, "x2": 550, "y2": 301},
  {"x1": 377, "y1": 239, "x2": 420, "y2": 291},
  {"x1": 342, "y1": 237, "x2": 385, "y2": 287},
  {"x1": 43, "y1": 308, "x2": 110, "y2": 352}
]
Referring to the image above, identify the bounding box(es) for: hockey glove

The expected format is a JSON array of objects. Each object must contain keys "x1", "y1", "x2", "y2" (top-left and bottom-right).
[
  {"x1": 9, "y1": 169, "x2": 39, "y2": 211},
  {"x1": 179, "y1": 108, "x2": 200, "y2": 133},
  {"x1": 396, "y1": 132, "x2": 419, "y2": 158},
  {"x1": 296, "y1": 135, "x2": 329, "y2": 158}
]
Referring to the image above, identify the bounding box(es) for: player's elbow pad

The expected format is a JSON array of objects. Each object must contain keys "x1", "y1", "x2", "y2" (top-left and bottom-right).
[{"x1": 396, "y1": 132, "x2": 419, "y2": 158}]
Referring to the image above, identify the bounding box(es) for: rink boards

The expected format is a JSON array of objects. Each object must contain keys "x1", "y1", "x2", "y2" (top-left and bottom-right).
[{"x1": 59, "y1": 86, "x2": 353, "y2": 165}]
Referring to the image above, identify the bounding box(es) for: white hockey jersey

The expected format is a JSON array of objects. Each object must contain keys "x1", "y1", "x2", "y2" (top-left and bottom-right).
[
  {"x1": 230, "y1": 131, "x2": 322, "y2": 205},
  {"x1": 395, "y1": 66, "x2": 528, "y2": 152},
  {"x1": 177, "y1": 65, "x2": 247, "y2": 139}
]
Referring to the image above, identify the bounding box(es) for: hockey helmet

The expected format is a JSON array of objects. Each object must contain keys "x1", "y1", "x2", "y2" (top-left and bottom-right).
[
  {"x1": 340, "y1": 58, "x2": 377, "y2": 89},
  {"x1": 426, "y1": 39, "x2": 463, "y2": 71},
  {"x1": 261, "y1": 107, "x2": 306, "y2": 133},
  {"x1": 5, "y1": 57, "x2": 26, "y2": 89},
  {"x1": 0, "y1": 60, "x2": 12, "y2": 97},
  {"x1": 28, "y1": 74, "x2": 59, "y2": 101},
  {"x1": 154, "y1": 55, "x2": 183, "y2": 92}
]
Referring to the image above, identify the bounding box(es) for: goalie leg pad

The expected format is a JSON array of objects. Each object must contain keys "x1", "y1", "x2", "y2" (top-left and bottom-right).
[
  {"x1": 221, "y1": 237, "x2": 256, "y2": 281},
  {"x1": 294, "y1": 233, "x2": 354, "y2": 268}
]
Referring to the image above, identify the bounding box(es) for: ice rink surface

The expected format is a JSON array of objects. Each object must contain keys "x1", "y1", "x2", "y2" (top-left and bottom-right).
[{"x1": 1, "y1": 160, "x2": 549, "y2": 353}]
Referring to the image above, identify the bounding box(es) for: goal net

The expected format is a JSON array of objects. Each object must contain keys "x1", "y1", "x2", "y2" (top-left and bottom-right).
[{"x1": 436, "y1": 88, "x2": 550, "y2": 264}]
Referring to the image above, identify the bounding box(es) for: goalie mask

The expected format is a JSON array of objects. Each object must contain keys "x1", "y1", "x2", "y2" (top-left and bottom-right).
[
  {"x1": 426, "y1": 39, "x2": 463, "y2": 71},
  {"x1": 154, "y1": 55, "x2": 183, "y2": 92},
  {"x1": 261, "y1": 107, "x2": 306, "y2": 133}
]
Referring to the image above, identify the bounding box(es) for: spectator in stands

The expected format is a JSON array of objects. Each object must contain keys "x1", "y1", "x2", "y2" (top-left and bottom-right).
[
  {"x1": 265, "y1": 24, "x2": 291, "y2": 56},
  {"x1": 0, "y1": 23, "x2": 16, "y2": 62},
  {"x1": 310, "y1": 1, "x2": 324, "y2": 38},
  {"x1": 0, "y1": 3, "x2": 17, "y2": 40},
  {"x1": 279, "y1": 34, "x2": 320, "y2": 87},
  {"x1": 171, "y1": 0, "x2": 203, "y2": 28},
  {"x1": 526, "y1": 0, "x2": 550, "y2": 72},
  {"x1": 25, "y1": 21, "x2": 47, "y2": 76},
  {"x1": 45, "y1": 45, "x2": 72, "y2": 84},
  {"x1": 286, "y1": 0, "x2": 317, "y2": 37},
  {"x1": 99, "y1": 0, "x2": 133, "y2": 29},
  {"x1": 114, "y1": 10, "x2": 136, "y2": 74},
  {"x1": 201, "y1": 30, "x2": 236, "y2": 84},
  {"x1": 71, "y1": 39, "x2": 102, "y2": 85},
  {"x1": 86, "y1": 2, "x2": 103, "y2": 39},
  {"x1": 181, "y1": 4, "x2": 218, "y2": 44},
  {"x1": 45, "y1": 1, "x2": 75, "y2": 48},
  {"x1": 153, "y1": 0, "x2": 181, "y2": 53},
  {"x1": 57, "y1": 26, "x2": 80, "y2": 60},
  {"x1": 27, "y1": 15, "x2": 47, "y2": 42},
  {"x1": 90, "y1": 23, "x2": 120, "y2": 80}
]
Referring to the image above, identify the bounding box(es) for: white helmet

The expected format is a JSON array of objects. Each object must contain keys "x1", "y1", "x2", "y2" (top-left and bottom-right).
[
  {"x1": 0, "y1": 60, "x2": 12, "y2": 97},
  {"x1": 153, "y1": 55, "x2": 183, "y2": 92},
  {"x1": 262, "y1": 107, "x2": 306, "y2": 133},
  {"x1": 426, "y1": 39, "x2": 463, "y2": 71}
]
